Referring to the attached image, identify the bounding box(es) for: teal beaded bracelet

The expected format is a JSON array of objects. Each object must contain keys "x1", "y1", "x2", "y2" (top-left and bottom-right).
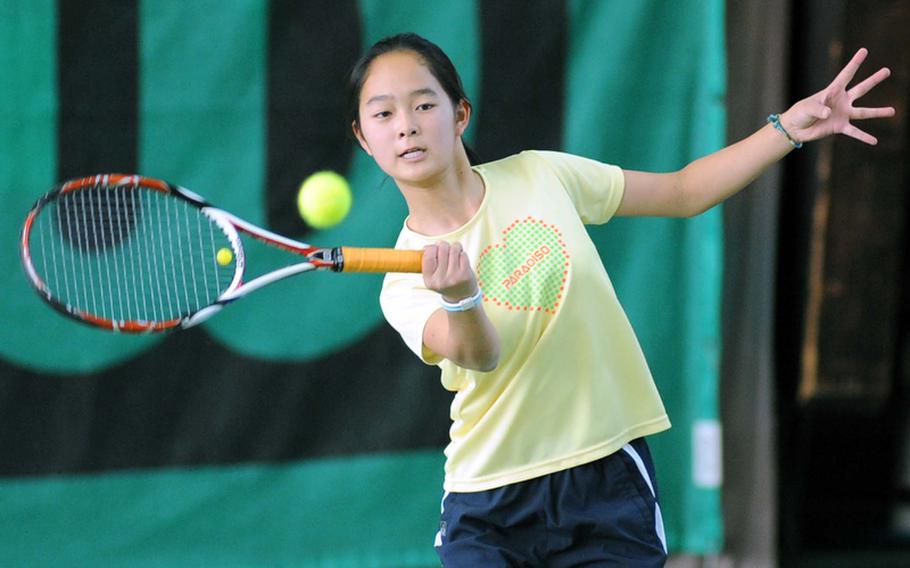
[{"x1": 767, "y1": 113, "x2": 803, "y2": 148}]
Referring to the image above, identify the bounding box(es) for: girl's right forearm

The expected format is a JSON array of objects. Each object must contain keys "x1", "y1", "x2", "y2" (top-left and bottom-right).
[
  {"x1": 444, "y1": 309, "x2": 500, "y2": 372},
  {"x1": 422, "y1": 304, "x2": 500, "y2": 371}
]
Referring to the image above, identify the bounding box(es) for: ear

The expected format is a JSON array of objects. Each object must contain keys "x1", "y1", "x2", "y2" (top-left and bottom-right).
[
  {"x1": 352, "y1": 120, "x2": 373, "y2": 156},
  {"x1": 454, "y1": 99, "x2": 472, "y2": 138}
]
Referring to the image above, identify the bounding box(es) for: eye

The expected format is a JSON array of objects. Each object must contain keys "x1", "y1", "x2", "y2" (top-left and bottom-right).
[
  {"x1": 416, "y1": 103, "x2": 435, "y2": 111},
  {"x1": 372, "y1": 110, "x2": 392, "y2": 119}
]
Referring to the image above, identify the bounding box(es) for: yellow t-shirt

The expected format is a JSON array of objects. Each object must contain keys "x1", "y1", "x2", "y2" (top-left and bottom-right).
[{"x1": 380, "y1": 150, "x2": 670, "y2": 492}]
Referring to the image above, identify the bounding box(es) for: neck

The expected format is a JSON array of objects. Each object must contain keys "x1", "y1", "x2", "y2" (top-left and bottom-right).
[{"x1": 399, "y1": 150, "x2": 484, "y2": 236}]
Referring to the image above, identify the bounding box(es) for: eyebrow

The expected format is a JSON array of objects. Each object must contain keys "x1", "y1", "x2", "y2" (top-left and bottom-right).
[{"x1": 365, "y1": 87, "x2": 440, "y2": 106}]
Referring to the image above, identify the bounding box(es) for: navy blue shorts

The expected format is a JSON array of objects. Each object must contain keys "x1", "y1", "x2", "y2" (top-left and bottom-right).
[{"x1": 435, "y1": 438, "x2": 667, "y2": 567}]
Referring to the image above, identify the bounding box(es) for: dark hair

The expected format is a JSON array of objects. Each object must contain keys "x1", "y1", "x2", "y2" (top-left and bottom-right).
[{"x1": 347, "y1": 32, "x2": 480, "y2": 165}]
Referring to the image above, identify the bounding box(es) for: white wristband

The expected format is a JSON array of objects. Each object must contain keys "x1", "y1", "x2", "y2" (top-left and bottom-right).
[{"x1": 440, "y1": 288, "x2": 484, "y2": 312}]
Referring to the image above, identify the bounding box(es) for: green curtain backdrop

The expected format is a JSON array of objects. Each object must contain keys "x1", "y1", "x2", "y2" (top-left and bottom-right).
[{"x1": 0, "y1": 0, "x2": 724, "y2": 565}]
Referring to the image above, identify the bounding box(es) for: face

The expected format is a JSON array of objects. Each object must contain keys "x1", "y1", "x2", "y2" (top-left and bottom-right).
[{"x1": 353, "y1": 50, "x2": 470, "y2": 187}]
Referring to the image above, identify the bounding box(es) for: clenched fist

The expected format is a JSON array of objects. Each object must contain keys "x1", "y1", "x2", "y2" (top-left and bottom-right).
[{"x1": 422, "y1": 241, "x2": 479, "y2": 302}]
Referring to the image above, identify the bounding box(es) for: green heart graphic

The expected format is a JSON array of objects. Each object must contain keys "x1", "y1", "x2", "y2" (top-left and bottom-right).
[{"x1": 476, "y1": 217, "x2": 569, "y2": 314}]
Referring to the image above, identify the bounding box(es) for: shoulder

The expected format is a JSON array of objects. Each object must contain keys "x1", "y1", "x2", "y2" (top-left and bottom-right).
[
  {"x1": 475, "y1": 150, "x2": 566, "y2": 170},
  {"x1": 532, "y1": 150, "x2": 618, "y2": 172},
  {"x1": 473, "y1": 151, "x2": 567, "y2": 183},
  {"x1": 477, "y1": 151, "x2": 617, "y2": 176}
]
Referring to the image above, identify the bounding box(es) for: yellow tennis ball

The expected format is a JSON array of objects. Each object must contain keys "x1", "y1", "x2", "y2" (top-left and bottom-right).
[
  {"x1": 216, "y1": 247, "x2": 233, "y2": 266},
  {"x1": 297, "y1": 170, "x2": 352, "y2": 229}
]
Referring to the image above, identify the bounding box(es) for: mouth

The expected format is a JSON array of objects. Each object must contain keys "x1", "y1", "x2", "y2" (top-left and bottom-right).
[{"x1": 398, "y1": 147, "x2": 426, "y2": 160}]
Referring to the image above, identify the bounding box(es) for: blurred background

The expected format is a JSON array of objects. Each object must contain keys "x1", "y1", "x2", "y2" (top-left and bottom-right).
[{"x1": 0, "y1": 0, "x2": 907, "y2": 566}]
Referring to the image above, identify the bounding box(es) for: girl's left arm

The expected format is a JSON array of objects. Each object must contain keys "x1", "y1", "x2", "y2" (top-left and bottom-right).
[{"x1": 617, "y1": 48, "x2": 896, "y2": 218}]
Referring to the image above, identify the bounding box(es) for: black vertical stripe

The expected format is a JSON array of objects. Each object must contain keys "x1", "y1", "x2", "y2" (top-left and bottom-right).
[
  {"x1": 475, "y1": 0, "x2": 567, "y2": 161},
  {"x1": 57, "y1": 0, "x2": 138, "y2": 178},
  {"x1": 0, "y1": 323, "x2": 449, "y2": 477},
  {"x1": 266, "y1": 0, "x2": 362, "y2": 235}
]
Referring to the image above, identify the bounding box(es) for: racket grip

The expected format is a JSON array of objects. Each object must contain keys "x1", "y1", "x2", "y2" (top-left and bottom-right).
[{"x1": 339, "y1": 247, "x2": 423, "y2": 273}]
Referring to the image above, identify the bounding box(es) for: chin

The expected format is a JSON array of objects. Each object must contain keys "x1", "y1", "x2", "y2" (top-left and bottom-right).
[{"x1": 394, "y1": 161, "x2": 443, "y2": 186}]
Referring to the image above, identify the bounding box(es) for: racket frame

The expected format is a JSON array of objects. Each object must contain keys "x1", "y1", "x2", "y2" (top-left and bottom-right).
[{"x1": 20, "y1": 174, "x2": 344, "y2": 333}]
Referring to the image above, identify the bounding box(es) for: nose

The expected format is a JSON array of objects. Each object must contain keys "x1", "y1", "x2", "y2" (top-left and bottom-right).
[
  {"x1": 398, "y1": 124, "x2": 418, "y2": 138},
  {"x1": 397, "y1": 113, "x2": 418, "y2": 138}
]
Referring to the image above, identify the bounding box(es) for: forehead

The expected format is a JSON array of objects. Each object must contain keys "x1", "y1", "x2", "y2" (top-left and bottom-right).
[{"x1": 360, "y1": 50, "x2": 443, "y2": 102}]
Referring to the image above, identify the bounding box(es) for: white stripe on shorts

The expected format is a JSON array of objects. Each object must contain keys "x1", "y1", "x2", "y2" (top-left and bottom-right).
[
  {"x1": 434, "y1": 491, "x2": 449, "y2": 548},
  {"x1": 622, "y1": 443, "x2": 668, "y2": 554}
]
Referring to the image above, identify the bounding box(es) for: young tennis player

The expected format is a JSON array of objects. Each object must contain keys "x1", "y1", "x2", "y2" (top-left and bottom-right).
[{"x1": 348, "y1": 33, "x2": 893, "y2": 566}]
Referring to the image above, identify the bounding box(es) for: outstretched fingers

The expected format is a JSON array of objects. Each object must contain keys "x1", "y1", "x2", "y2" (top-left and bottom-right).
[
  {"x1": 786, "y1": 48, "x2": 894, "y2": 145},
  {"x1": 830, "y1": 47, "x2": 869, "y2": 92},
  {"x1": 845, "y1": 63, "x2": 895, "y2": 130},
  {"x1": 842, "y1": 123, "x2": 878, "y2": 145},
  {"x1": 851, "y1": 106, "x2": 897, "y2": 120},
  {"x1": 849, "y1": 66, "x2": 892, "y2": 101}
]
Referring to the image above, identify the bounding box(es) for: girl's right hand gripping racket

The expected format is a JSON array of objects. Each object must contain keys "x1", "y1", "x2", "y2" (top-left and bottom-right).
[{"x1": 20, "y1": 174, "x2": 423, "y2": 332}]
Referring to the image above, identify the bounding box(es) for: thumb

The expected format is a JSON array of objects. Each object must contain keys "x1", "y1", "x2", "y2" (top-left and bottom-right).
[
  {"x1": 784, "y1": 100, "x2": 831, "y2": 133},
  {"x1": 804, "y1": 100, "x2": 832, "y2": 121}
]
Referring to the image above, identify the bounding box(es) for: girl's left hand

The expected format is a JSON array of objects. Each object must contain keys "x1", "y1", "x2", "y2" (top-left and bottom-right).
[{"x1": 780, "y1": 48, "x2": 896, "y2": 146}]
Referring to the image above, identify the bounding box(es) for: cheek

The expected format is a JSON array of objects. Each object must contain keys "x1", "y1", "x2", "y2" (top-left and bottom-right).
[
  {"x1": 374, "y1": 123, "x2": 398, "y2": 142},
  {"x1": 360, "y1": 126, "x2": 399, "y2": 171},
  {"x1": 359, "y1": 124, "x2": 388, "y2": 155}
]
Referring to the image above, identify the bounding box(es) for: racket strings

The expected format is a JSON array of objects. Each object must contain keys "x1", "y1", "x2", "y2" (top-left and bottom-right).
[{"x1": 30, "y1": 183, "x2": 235, "y2": 326}]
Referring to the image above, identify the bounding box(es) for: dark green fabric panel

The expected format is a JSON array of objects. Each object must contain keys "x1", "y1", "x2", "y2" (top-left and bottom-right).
[
  {"x1": 0, "y1": 0, "x2": 726, "y2": 561},
  {"x1": 564, "y1": 0, "x2": 726, "y2": 551}
]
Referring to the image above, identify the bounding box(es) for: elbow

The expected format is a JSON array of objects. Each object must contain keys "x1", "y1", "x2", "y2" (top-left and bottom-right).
[
  {"x1": 478, "y1": 333, "x2": 501, "y2": 371},
  {"x1": 441, "y1": 314, "x2": 501, "y2": 372},
  {"x1": 675, "y1": 169, "x2": 721, "y2": 218},
  {"x1": 675, "y1": 190, "x2": 712, "y2": 218},
  {"x1": 464, "y1": 345, "x2": 500, "y2": 372},
  {"x1": 475, "y1": 350, "x2": 500, "y2": 373},
  {"x1": 455, "y1": 339, "x2": 500, "y2": 372},
  {"x1": 674, "y1": 169, "x2": 708, "y2": 218}
]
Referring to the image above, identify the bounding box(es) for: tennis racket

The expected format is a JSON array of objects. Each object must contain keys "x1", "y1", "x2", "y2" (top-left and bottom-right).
[{"x1": 20, "y1": 173, "x2": 423, "y2": 332}]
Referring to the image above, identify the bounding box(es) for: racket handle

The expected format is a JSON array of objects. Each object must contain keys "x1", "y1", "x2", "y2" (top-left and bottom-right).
[{"x1": 339, "y1": 247, "x2": 423, "y2": 273}]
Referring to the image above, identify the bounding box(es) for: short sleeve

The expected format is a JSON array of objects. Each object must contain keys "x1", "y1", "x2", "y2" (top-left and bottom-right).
[
  {"x1": 532, "y1": 150, "x2": 625, "y2": 224},
  {"x1": 380, "y1": 272, "x2": 443, "y2": 365}
]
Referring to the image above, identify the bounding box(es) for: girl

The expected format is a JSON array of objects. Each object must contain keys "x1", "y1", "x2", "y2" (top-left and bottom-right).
[{"x1": 348, "y1": 33, "x2": 893, "y2": 567}]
